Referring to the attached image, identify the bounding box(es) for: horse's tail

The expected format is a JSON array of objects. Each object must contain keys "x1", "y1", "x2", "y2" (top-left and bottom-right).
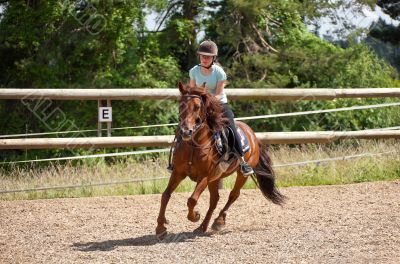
[{"x1": 253, "y1": 143, "x2": 285, "y2": 205}]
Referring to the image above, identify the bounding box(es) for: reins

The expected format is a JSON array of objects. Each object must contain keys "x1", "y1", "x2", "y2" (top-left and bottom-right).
[{"x1": 177, "y1": 93, "x2": 213, "y2": 178}]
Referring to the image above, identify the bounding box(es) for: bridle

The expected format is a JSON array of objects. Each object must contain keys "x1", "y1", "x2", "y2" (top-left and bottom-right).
[
  {"x1": 178, "y1": 94, "x2": 206, "y2": 138},
  {"x1": 170, "y1": 91, "x2": 218, "y2": 177},
  {"x1": 176, "y1": 93, "x2": 209, "y2": 177}
]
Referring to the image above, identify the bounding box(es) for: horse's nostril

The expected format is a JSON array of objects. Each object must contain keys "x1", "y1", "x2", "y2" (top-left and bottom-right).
[{"x1": 181, "y1": 128, "x2": 192, "y2": 138}]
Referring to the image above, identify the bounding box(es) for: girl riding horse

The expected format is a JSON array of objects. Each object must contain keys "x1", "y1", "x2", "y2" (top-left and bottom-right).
[
  {"x1": 156, "y1": 80, "x2": 285, "y2": 240},
  {"x1": 167, "y1": 39, "x2": 253, "y2": 176}
]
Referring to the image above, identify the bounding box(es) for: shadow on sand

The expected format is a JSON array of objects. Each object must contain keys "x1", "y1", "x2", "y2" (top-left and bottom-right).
[{"x1": 71, "y1": 231, "x2": 214, "y2": 252}]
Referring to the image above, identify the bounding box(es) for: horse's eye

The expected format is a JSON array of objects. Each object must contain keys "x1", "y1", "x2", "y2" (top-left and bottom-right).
[{"x1": 194, "y1": 105, "x2": 200, "y2": 111}]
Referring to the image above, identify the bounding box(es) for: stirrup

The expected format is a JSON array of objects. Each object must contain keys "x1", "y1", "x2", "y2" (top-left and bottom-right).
[
  {"x1": 166, "y1": 164, "x2": 174, "y2": 173},
  {"x1": 240, "y1": 162, "x2": 254, "y2": 176}
]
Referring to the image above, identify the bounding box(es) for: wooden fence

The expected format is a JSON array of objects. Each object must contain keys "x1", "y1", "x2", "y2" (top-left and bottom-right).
[
  {"x1": 0, "y1": 131, "x2": 399, "y2": 149},
  {"x1": 0, "y1": 88, "x2": 399, "y2": 149},
  {"x1": 1, "y1": 88, "x2": 400, "y2": 100}
]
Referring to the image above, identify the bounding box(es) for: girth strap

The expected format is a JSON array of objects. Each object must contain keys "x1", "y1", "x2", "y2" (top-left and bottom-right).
[{"x1": 188, "y1": 141, "x2": 194, "y2": 177}]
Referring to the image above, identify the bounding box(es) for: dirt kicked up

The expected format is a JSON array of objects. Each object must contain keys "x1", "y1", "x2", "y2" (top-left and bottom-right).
[{"x1": 1, "y1": 180, "x2": 399, "y2": 264}]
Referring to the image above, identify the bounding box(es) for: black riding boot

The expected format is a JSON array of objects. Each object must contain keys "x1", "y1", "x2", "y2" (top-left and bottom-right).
[{"x1": 222, "y1": 104, "x2": 254, "y2": 176}]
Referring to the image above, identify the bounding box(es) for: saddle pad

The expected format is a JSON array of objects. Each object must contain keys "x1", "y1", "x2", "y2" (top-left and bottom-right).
[
  {"x1": 215, "y1": 126, "x2": 250, "y2": 155},
  {"x1": 237, "y1": 126, "x2": 250, "y2": 153}
]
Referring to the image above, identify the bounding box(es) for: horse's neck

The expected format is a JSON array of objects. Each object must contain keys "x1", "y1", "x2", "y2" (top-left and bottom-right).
[{"x1": 192, "y1": 124, "x2": 214, "y2": 147}]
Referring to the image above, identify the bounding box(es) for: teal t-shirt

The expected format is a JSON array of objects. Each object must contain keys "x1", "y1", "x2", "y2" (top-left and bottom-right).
[{"x1": 189, "y1": 64, "x2": 228, "y2": 103}]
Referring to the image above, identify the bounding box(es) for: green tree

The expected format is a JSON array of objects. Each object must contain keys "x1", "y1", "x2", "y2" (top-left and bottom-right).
[
  {"x1": 0, "y1": 0, "x2": 181, "y2": 161},
  {"x1": 203, "y1": 0, "x2": 399, "y2": 133},
  {"x1": 1, "y1": 0, "x2": 399, "y2": 163},
  {"x1": 153, "y1": 0, "x2": 205, "y2": 71},
  {"x1": 377, "y1": 0, "x2": 400, "y2": 20}
]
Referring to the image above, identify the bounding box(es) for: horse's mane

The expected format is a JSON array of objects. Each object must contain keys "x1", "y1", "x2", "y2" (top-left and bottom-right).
[{"x1": 180, "y1": 85, "x2": 229, "y2": 132}]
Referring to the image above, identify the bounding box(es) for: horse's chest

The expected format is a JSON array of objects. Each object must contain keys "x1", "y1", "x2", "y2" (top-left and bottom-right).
[{"x1": 174, "y1": 146, "x2": 216, "y2": 180}]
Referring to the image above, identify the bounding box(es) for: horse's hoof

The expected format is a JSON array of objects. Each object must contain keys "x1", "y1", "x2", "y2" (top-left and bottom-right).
[
  {"x1": 211, "y1": 221, "x2": 225, "y2": 232},
  {"x1": 211, "y1": 215, "x2": 226, "y2": 232},
  {"x1": 156, "y1": 226, "x2": 168, "y2": 241},
  {"x1": 188, "y1": 211, "x2": 201, "y2": 222},
  {"x1": 194, "y1": 211, "x2": 201, "y2": 222},
  {"x1": 194, "y1": 226, "x2": 206, "y2": 234}
]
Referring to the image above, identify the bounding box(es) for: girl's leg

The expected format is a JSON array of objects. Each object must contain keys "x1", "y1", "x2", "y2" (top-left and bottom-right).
[{"x1": 222, "y1": 104, "x2": 254, "y2": 176}]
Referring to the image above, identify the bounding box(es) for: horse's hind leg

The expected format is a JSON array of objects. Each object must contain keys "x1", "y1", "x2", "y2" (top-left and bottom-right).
[
  {"x1": 196, "y1": 180, "x2": 220, "y2": 232},
  {"x1": 156, "y1": 171, "x2": 185, "y2": 240},
  {"x1": 211, "y1": 172, "x2": 248, "y2": 231},
  {"x1": 187, "y1": 176, "x2": 208, "y2": 223}
]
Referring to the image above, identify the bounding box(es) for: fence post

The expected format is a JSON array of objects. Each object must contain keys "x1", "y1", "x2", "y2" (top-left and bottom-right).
[
  {"x1": 98, "y1": 99, "x2": 112, "y2": 137},
  {"x1": 107, "y1": 99, "x2": 112, "y2": 137},
  {"x1": 97, "y1": 100, "x2": 102, "y2": 137}
]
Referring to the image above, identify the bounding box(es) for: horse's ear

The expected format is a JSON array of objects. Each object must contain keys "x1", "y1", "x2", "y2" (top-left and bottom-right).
[{"x1": 178, "y1": 81, "x2": 187, "y2": 94}]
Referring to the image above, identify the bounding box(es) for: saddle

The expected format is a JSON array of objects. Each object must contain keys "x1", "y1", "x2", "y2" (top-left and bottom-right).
[
  {"x1": 168, "y1": 124, "x2": 250, "y2": 176},
  {"x1": 214, "y1": 125, "x2": 250, "y2": 159}
]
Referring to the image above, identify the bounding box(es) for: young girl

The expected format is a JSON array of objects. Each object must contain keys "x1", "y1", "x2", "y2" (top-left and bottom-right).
[{"x1": 188, "y1": 40, "x2": 254, "y2": 176}]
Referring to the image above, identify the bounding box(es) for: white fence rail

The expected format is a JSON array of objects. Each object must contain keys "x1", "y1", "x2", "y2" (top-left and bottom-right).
[
  {"x1": 0, "y1": 88, "x2": 399, "y2": 150},
  {"x1": 1, "y1": 131, "x2": 400, "y2": 149},
  {"x1": 1, "y1": 88, "x2": 400, "y2": 100}
]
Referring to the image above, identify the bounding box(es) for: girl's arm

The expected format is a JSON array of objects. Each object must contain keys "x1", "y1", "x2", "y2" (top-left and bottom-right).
[
  {"x1": 215, "y1": 80, "x2": 226, "y2": 99},
  {"x1": 189, "y1": 79, "x2": 196, "y2": 88}
]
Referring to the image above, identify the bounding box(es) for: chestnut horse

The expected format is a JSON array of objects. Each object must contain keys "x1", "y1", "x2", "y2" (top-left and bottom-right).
[{"x1": 156, "y1": 82, "x2": 285, "y2": 239}]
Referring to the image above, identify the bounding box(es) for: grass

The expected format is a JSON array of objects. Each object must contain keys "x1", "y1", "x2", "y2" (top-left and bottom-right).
[{"x1": 0, "y1": 140, "x2": 399, "y2": 201}]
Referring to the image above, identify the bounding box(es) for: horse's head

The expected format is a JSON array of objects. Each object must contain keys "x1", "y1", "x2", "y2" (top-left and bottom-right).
[
  {"x1": 178, "y1": 82, "x2": 228, "y2": 142},
  {"x1": 178, "y1": 82, "x2": 207, "y2": 141}
]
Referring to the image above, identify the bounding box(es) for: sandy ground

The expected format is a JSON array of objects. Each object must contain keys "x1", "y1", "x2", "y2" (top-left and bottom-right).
[{"x1": 0, "y1": 180, "x2": 399, "y2": 264}]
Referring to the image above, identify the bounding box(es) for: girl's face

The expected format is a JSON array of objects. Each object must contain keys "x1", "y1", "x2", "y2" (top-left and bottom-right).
[{"x1": 199, "y1": 54, "x2": 214, "y2": 67}]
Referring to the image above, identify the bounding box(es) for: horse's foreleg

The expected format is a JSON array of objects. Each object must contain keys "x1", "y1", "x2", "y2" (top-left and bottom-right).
[
  {"x1": 211, "y1": 172, "x2": 248, "y2": 231},
  {"x1": 197, "y1": 179, "x2": 220, "y2": 232},
  {"x1": 156, "y1": 171, "x2": 185, "y2": 240},
  {"x1": 187, "y1": 176, "x2": 208, "y2": 223}
]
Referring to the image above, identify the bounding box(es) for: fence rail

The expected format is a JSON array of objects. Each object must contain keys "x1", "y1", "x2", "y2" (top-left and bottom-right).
[
  {"x1": 1, "y1": 131, "x2": 400, "y2": 149},
  {"x1": 1, "y1": 88, "x2": 400, "y2": 100},
  {"x1": 1, "y1": 88, "x2": 399, "y2": 150}
]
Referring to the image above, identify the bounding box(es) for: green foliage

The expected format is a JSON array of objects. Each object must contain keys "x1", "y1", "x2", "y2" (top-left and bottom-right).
[
  {"x1": 377, "y1": 0, "x2": 400, "y2": 20},
  {"x1": 224, "y1": 12, "x2": 397, "y2": 88},
  {"x1": 0, "y1": 0, "x2": 399, "y2": 163},
  {"x1": 230, "y1": 98, "x2": 400, "y2": 134},
  {"x1": 366, "y1": 20, "x2": 400, "y2": 72},
  {"x1": 213, "y1": 1, "x2": 398, "y2": 135}
]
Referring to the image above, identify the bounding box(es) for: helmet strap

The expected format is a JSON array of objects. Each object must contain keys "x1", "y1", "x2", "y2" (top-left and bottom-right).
[{"x1": 199, "y1": 62, "x2": 213, "y2": 69}]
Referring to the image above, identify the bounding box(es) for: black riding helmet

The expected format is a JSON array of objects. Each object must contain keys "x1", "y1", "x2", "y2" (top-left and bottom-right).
[
  {"x1": 197, "y1": 40, "x2": 218, "y2": 56},
  {"x1": 197, "y1": 40, "x2": 218, "y2": 69}
]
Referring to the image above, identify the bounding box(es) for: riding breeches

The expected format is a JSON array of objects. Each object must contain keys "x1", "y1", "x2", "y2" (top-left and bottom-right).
[{"x1": 221, "y1": 103, "x2": 244, "y2": 157}]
